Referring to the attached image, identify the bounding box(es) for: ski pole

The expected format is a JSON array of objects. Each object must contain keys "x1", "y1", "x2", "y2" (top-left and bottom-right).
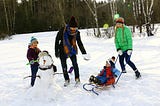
[
  {"x1": 115, "y1": 71, "x2": 122, "y2": 84},
  {"x1": 114, "y1": 56, "x2": 119, "y2": 64},
  {"x1": 115, "y1": 64, "x2": 128, "y2": 84},
  {"x1": 115, "y1": 55, "x2": 119, "y2": 64}
]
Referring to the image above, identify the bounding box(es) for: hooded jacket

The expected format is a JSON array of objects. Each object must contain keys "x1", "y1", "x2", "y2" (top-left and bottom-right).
[{"x1": 115, "y1": 25, "x2": 133, "y2": 51}]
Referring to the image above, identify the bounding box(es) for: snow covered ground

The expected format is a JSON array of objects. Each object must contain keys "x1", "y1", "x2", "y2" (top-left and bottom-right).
[{"x1": 0, "y1": 28, "x2": 160, "y2": 106}]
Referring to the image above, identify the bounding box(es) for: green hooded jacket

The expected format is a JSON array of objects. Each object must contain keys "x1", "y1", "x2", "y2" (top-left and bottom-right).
[{"x1": 115, "y1": 25, "x2": 133, "y2": 52}]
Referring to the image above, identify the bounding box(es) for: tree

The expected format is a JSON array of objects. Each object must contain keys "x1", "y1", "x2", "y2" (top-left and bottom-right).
[
  {"x1": 0, "y1": 0, "x2": 160, "y2": 38},
  {"x1": 2, "y1": 0, "x2": 9, "y2": 34},
  {"x1": 142, "y1": 0, "x2": 154, "y2": 36},
  {"x1": 84, "y1": 0, "x2": 101, "y2": 37}
]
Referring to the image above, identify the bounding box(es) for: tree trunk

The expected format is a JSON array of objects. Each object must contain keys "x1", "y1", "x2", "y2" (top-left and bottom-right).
[
  {"x1": 58, "y1": 1, "x2": 66, "y2": 26},
  {"x1": 12, "y1": 0, "x2": 16, "y2": 34},
  {"x1": 93, "y1": 0, "x2": 101, "y2": 37},
  {"x1": 84, "y1": 0, "x2": 101, "y2": 37},
  {"x1": 3, "y1": 0, "x2": 10, "y2": 34}
]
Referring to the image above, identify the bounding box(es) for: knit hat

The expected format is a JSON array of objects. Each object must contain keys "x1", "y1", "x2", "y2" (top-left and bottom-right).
[
  {"x1": 69, "y1": 16, "x2": 78, "y2": 27},
  {"x1": 116, "y1": 17, "x2": 124, "y2": 24},
  {"x1": 30, "y1": 36, "x2": 38, "y2": 44}
]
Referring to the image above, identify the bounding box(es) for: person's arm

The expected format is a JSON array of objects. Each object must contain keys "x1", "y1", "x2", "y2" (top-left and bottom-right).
[
  {"x1": 126, "y1": 27, "x2": 133, "y2": 50},
  {"x1": 115, "y1": 32, "x2": 121, "y2": 51},
  {"x1": 55, "y1": 28, "x2": 63, "y2": 57},
  {"x1": 76, "y1": 31, "x2": 87, "y2": 54},
  {"x1": 98, "y1": 69, "x2": 105, "y2": 76}
]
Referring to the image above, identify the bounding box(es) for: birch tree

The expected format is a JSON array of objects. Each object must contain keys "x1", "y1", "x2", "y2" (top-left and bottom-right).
[
  {"x1": 142, "y1": 0, "x2": 154, "y2": 36},
  {"x1": 84, "y1": 0, "x2": 101, "y2": 37},
  {"x1": 141, "y1": 0, "x2": 154, "y2": 24},
  {"x1": 108, "y1": 0, "x2": 117, "y2": 37},
  {"x1": 132, "y1": 0, "x2": 143, "y2": 33}
]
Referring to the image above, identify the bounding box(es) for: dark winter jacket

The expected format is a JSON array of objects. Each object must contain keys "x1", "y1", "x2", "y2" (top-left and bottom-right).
[
  {"x1": 27, "y1": 47, "x2": 40, "y2": 65},
  {"x1": 55, "y1": 25, "x2": 86, "y2": 58}
]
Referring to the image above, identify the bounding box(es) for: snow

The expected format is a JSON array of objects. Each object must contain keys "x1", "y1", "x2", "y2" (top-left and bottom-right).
[{"x1": 0, "y1": 28, "x2": 160, "y2": 106}]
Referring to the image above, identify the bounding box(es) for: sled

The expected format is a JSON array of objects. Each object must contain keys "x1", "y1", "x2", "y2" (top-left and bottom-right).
[{"x1": 83, "y1": 82, "x2": 115, "y2": 96}]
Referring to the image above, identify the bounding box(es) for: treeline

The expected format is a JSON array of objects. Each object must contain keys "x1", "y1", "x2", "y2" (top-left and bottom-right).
[{"x1": 0, "y1": 0, "x2": 160, "y2": 38}]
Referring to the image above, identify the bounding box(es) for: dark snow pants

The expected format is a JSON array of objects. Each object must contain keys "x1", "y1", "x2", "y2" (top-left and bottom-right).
[
  {"x1": 30, "y1": 65, "x2": 39, "y2": 86},
  {"x1": 119, "y1": 51, "x2": 137, "y2": 71},
  {"x1": 60, "y1": 55, "x2": 79, "y2": 81}
]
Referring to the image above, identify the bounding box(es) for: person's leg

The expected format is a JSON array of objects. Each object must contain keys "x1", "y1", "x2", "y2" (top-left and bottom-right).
[
  {"x1": 119, "y1": 53, "x2": 126, "y2": 72},
  {"x1": 125, "y1": 52, "x2": 141, "y2": 78},
  {"x1": 31, "y1": 65, "x2": 38, "y2": 86},
  {"x1": 70, "y1": 55, "x2": 80, "y2": 81},
  {"x1": 96, "y1": 76, "x2": 107, "y2": 84},
  {"x1": 125, "y1": 52, "x2": 137, "y2": 71},
  {"x1": 60, "y1": 56, "x2": 69, "y2": 80}
]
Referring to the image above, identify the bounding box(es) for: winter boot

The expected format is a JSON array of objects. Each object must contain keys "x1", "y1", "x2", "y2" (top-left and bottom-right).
[
  {"x1": 135, "y1": 70, "x2": 141, "y2": 79},
  {"x1": 75, "y1": 78, "x2": 80, "y2": 87},
  {"x1": 75, "y1": 78, "x2": 80, "y2": 84},
  {"x1": 89, "y1": 75, "x2": 95, "y2": 83},
  {"x1": 64, "y1": 80, "x2": 70, "y2": 87},
  {"x1": 93, "y1": 77, "x2": 101, "y2": 85}
]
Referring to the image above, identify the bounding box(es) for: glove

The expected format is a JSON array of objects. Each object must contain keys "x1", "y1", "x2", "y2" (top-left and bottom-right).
[
  {"x1": 82, "y1": 54, "x2": 91, "y2": 61},
  {"x1": 127, "y1": 50, "x2": 132, "y2": 55},
  {"x1": 118, "y1": 50, "x2": 123, "y2": 56}
]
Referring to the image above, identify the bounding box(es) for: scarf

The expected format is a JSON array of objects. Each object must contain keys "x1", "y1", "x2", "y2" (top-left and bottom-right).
[{"x1": 63, "y1": 26, "x2": 78, "y2": 57}]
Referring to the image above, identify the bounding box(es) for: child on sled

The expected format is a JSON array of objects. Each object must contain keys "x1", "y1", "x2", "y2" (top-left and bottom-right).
[{"x1": 89, "y1": 56, "x2": 120, "y2": 86}]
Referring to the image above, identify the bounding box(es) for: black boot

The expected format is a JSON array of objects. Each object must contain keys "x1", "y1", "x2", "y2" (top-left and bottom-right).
[
  {"x1": 89, "y1": 75, "x2": 94, "y2": 83},
  {"x1": 93, "y1": 77, "x2": 101, "y2": 85},
  {"x1": 135, "y1": 70, "x2": 141, "y2": 79}
]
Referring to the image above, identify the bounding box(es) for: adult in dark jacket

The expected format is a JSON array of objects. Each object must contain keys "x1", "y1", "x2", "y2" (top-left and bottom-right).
[
  {"x1": 55, "y1": 16, "x2": 90, "y2": 86},
  {"x1": 27, "y1": 37, "x2": 41, "y2": 87}
]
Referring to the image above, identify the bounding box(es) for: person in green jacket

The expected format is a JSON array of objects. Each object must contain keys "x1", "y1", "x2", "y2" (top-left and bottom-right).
[{"x1": 114, "y1": 17, "x2": 141, "y2": 79}]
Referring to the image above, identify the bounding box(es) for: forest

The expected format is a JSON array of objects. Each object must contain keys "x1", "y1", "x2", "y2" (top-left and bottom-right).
[{"x1": 0, "y1": 0, "x2": 160, "y2": 38}]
